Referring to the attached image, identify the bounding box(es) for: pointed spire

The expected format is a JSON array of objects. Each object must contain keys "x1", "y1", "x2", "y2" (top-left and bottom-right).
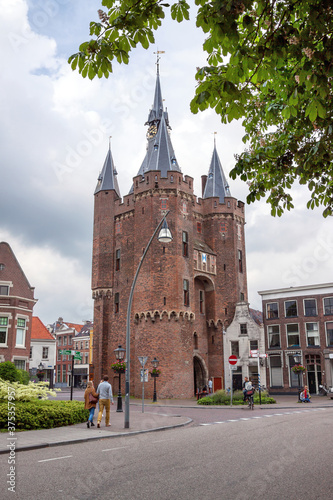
[
  {"x1": 129, "y1": 58, "x2": 180, "y2": 192},
  {"x1": 94, "y1": 138, "x2": 121, "y2": 197},
  {"x1": 203, "y1": 140, "x2": 231, "y2": 203}
]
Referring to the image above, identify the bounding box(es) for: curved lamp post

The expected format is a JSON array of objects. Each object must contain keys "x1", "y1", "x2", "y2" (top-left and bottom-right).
[
  {"x1": 151, "y1": 357, "x2": 160, "y2": 403},
  {"x1": 124, "y1": 211, "x2": 172, "y2": 428},
  {"x1": 114, "y1": 345, "x2": 126, "y2": 412}
]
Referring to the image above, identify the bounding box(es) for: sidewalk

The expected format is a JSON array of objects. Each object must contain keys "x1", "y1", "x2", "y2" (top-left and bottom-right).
[{"x1": 1, "y1": 395, "x2": 332, "y2": 455}]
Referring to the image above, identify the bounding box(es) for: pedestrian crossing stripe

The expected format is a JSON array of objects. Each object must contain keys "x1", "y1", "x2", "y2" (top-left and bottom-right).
[{"x1": 198, "y1": 408, "x2": 328, "y2": 426}]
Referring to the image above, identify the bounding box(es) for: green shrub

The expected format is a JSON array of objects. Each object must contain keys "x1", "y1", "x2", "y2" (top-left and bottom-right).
[
  {"x1": 0, "y1": 378, "x2": 60, "y2": 401},
  {"x1": 197, "y1": 389, "x2": 276, "y2": 405},
  {"x1": 17, "y1": 369, "x2": 30, "y2": 385},
  {"x1": 0, "y1": 400, "x2": 89, "y2": 431},
  {"x1": 0, "y1": 362, "x2": 20, "y2": 383}
]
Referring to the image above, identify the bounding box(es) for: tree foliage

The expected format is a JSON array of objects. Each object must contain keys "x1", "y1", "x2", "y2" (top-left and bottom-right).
[{"x1": 69, "y1": 0, "x2": 333, "y2": 217}]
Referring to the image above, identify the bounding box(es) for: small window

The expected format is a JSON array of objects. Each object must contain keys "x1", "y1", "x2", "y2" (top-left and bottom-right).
[
  {"x1": 142, "y1": 207, "x2": 145, "y2": 214},
  {"x1": 42, "y1": 347, "x2": 49, "y2": 359},
  {"x1": 81, "y1": 341, "x2": 83, "y2": 349},
  {"x1": 238, "y1": 250, "x2": 243, "y2": 273},
  {"x1": 0, "y1": 285, "x2": 9, "y2": 295},
  {"x1": 193, "y1": 333, "x2": 198, "y2": 350},
  {"x1": 170, "y1": 175, "x2": 174, "y2": 183},
  {"x1": 240, "y1": 323, "x2": 247, "y2": 335},
  {"x1": 197, "y1": 222, "x2": 202, "y2": 233},
  {"x1": 115, "y1": 292, "x2": 119, "y2": 313},
  {"x1": 285, "y1": 300, "x2": 297, "y2": 317},
  {"x1": 220, "y1": 222, "x2": 227, "y2": 233},
  {"x1": 323, "y1": 297, "x2": 333, "y2": 315},
  {"x1": 304, "y1": 299, "x2": 317, "y2": 317},
  {"x1": 58, "y1": 337, "x2": 62, "y2": 346},
  {"x1": 199, "y1": 290, "x2": 204, "y2": 314},
  {"x1": 30, "y1": 346, "x2": 33, "y2": 358},
  {"x1": 268, "y1": 325, "x2": 280, "y2": 348},
  {"x1": 14, "y1": 360, "x2": 25, "y2": 370},
  {"x1": 16, "y1": 318, "x2": 26, "y2": 347},
  {"x1": 0, "y1": 264, "x2": 5, "y2": 270},
  {"x1": 63, "y1": 336, "x2": 67, "y2": 346},
  {"x1": 240, "y1": 292, "x2": 245, "y2": 301},
  {"x1": 183, "y1": 279, "x2": 189, "y2": 306},
  {"x1": 163, "y1": 297, "x2": 166, "y2": 306},
  {"x1": 286, "y1": 323, "x2": 300, "y2": 347},
  {"x1": 182, "y1": 231, "x2": 188, "y2": 257},
  {"x1": 266, "y1": 302, "x2": 278, "y2": 319},
  {"x1": 69, "y1": 335, "x2": 72, "y2": 345},
  {"x1": 0, "y1": 317, "x2": 8, "y2": 345},
  {"x1": 250, "y1": 340, "x2": 258, "y2": 351},
  {"x1": 326, "y1": 322, "x2": 333, "y2": 346},
  {"x1": 306, "y1": 323, "x2": 320, "y2": 346},
  {"x1": 115, "y1": 222, "x2": 121, "y2": 234},
  {"x1": 85, "y1": 340, "x2": 89, "y2": 349},
  {"x1": 115, "y1": 249, "x2": 120, "y2": 271},
  {"x1": 231, "y1": 341, "x2": 239, "y2": 357}
]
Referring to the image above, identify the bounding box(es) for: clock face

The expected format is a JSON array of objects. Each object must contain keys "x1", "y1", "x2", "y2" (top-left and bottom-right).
[{"x1": 147, "y1": 124, "x2": 157, "y2": 139}]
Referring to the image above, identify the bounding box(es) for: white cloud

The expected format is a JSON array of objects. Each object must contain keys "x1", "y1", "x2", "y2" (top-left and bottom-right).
[{"x1": 1, "y1": 0, "x2": 332, "y2": 327}]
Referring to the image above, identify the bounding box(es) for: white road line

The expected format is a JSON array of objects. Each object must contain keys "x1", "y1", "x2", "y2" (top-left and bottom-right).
[
  {"x1": 102, "y1": 446, "x2": 129, "y2": 452},
  {"x1": 263, "y1": 414, "x2": 274, "y2": 417},
  {"x1": 38, "y1": 455, "x2": 73, "y2": 463}
]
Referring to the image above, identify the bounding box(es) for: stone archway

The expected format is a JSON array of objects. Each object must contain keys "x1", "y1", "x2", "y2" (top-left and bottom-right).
[{"x1": 193, "y1": 355, "x2": 207, "y2": 396}]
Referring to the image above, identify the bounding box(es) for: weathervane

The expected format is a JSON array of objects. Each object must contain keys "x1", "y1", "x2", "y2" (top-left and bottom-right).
[
  {"x1": 213, "y1": 131, "x2": 217, "y2": 146},
  {"x1": 154, "y1": 50, "x2": 165, "y2": 74}
]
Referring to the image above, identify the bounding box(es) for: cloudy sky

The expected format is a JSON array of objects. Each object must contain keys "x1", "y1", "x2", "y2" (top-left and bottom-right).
[{"x1": 1, "y1": 0, "x2": 332, "y2": 326}]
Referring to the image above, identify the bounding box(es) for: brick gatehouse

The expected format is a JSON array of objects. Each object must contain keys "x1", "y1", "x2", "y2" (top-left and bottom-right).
[{"x1": 91, "y1": 65, "x2": 248, "y2": 398}]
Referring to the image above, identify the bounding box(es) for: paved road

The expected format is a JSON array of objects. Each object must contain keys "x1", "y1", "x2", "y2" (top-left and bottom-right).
[{"x1": 1, "y1": 407, "x2": 332, "y2": 500}]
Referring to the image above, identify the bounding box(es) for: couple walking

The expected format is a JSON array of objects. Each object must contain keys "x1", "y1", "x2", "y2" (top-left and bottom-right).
[{"x1": 84, "y1": 375, "x2": 114, "y2": 428}]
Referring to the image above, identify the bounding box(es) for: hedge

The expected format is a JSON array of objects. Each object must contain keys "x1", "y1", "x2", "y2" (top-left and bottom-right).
[
  {"x1": 0, "y1": 400, "x2": 89, "y2": 431},
  {"x1": 197, "y1": 389, "x2": 276, "y2": 405}
]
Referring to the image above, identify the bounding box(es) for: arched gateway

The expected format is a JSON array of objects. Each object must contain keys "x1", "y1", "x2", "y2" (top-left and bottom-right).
[{"x1": 193, "y1": 355, "x2": 208, "y2": 396}]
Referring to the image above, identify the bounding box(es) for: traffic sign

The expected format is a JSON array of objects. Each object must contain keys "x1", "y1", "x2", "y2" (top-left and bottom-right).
[
  {"x1": 230, "y1": 365, "x2": 237, "y2": 371},
  {"x1": 228, "y1": 355, "x2": 238, "y2": 365},
  {"x1": 59, "y1": 349, "x2": 72, "y2": 355}
]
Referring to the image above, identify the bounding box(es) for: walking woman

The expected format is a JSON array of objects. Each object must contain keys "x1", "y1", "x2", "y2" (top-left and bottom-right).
[{"x1": 84, "y1": 381, "x2": 99, "y2": 428}]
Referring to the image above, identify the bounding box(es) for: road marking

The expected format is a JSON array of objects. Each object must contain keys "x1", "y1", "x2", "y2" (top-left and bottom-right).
[
  {"x1": 198, "y1": 408, "x2": 328, "y2": 426},
  {"x1": 102, "y1": 446, "x2": 129, "y2": 452},
  {"x1": 38, "y1": 455, "x2": 72, "y2": 463}
]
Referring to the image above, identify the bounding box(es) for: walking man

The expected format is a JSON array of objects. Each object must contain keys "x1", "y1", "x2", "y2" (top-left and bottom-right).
[{"x1": 96, "y1": 375, "x2": 114, "y2": 428}]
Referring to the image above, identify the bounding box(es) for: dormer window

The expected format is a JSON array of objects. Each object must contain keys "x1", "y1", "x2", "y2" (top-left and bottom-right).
[
  {"x1": 154, "y1": 144, "x2": 158, "y2": 151},
  {"x1": 171, "y1": 158, "x2": 176, "y2": 165},
  {"x1": 209, "y1": 173, "x2": 213, "y2": 178}
]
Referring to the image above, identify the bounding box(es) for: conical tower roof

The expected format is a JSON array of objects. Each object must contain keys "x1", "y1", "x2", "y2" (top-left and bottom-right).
[
  {"x1": 95, "y1": 145, "x2": 120, "y2": 197},
  {"x1": 129, "y1": 64, "x2": 181, "y2": 193},
  {"x1": 203, "y1": 143, "x2": 231, "y2": 203}
]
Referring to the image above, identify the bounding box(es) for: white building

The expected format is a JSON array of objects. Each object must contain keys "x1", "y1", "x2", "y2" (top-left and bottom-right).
[
  {"x1": 30, "y1": 317, "x2": 56, "y2": 387},
  {"x1": 224, "y1": 302, "x2": 267, "y2": 391}
]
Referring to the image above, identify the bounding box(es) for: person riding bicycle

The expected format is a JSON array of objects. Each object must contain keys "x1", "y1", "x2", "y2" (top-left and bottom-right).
[{"x1": 244, "y1": 379, "x2": 254, "y2": 405}]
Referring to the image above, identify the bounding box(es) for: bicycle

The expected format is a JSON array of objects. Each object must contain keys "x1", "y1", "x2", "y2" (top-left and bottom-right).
[{"x1": 245, "y1": 389, "x2": 254, "y2": 410}]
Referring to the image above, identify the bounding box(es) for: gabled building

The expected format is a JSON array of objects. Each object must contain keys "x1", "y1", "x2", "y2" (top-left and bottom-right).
[
  {"x1": 48, "y1": 317, "x2": 83, "y2": 387},
  {"x1": 30, "y1": 316, "x2": 56, "y2": 387},
  {"x1": 224, "y1": 303, "x2": 266, "y2": 391},
  {"x1": 92, "y1": 65, "x2": 248, "y2": 398},
  {"x1": 73, "y1": 321, "x2": 93, "y2": 387},
  {"x1": 0, "y1": 242, "x2": 37, "y2": 370}
]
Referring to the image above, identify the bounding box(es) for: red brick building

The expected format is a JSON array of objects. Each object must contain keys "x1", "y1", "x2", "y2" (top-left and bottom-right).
[
  {"x1": 92, "y1": 67, "x2": 248, "y2": 398},
  {"x1": 49, "y1": 318, "x2": 83, "y2": 387},
  {"x1": 0, "y1": 242, "x2": 37, "y2": 370},
  {"x1": 259, "y1": 283, "x2": 333, "y2": 394}
]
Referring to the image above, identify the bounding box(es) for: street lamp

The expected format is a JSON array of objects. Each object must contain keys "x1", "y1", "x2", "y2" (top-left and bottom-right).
[
  {"x1": 151, "y1": 357, "x2": 160, "y2": 403},
  {"x1": 114, "y1": 345, "x2": 126, "y2": 412},
  {"x1": 124, "y1": 210, "x2": 172, "y2": 428},
  {"x1": 36, "y1": 362, "x2": 44, "y2": 381},
  {"x1": 293, "y1": 354, "x2": 302, "y2": 402}
]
